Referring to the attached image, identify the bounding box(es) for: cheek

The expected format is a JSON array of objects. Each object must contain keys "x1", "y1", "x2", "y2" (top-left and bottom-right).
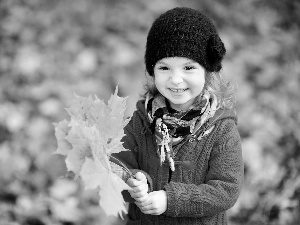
[
  {"x1": 154, "y1": 75, "x2": 165, "y2": 87},
  {"x1": 190, "y1": 77, "x2": 205, "y2": 92},
  {"x1": 154, "y1": 78, "x2": 159, "y2": 88}
]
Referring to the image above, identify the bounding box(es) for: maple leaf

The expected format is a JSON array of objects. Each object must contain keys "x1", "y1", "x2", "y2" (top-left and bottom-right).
[
  {"x1": 108, "y1": 86, "x2": 130, "y2": 128},
  {"x1": 53, "y1": 85, "x2": 131, "y2": 220},
  {"x1": 80, "y1": 157, "x2": 130, "y2": 219},
  {"x1": 65, "y1": 94, "x2": 95, "y2": 124},
  {"x1": 53, "y1": 120, "x2": 72, "y2": 156},
  {"x1": 91, "y1": 87, "x2": 130, "y2": 157},
  {"x1": 64, "y1": 120, "x2": 93, "y2": 177}
]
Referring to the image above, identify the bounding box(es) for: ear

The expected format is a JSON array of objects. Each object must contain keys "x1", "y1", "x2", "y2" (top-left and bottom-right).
[{"x1": 206, "y1": 34, "x2": 226, "y2": 71}]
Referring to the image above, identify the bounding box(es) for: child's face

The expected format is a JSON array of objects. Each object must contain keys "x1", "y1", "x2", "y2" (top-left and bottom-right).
[{"x1": 154, "y1": 57, "x2": 205, "y2": 111}]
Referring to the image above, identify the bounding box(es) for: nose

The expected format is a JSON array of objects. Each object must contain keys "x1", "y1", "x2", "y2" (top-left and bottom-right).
[{"x1": 170, "y1": 71, "x2": 183, "y2": 85}]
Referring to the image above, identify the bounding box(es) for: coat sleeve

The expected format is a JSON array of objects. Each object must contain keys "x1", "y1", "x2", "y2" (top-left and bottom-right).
[
  {"x1": 111, "y1": 111, "x2": 153, "y2": 203},
  {"x1": 163, "y1": 119, "x2": 244, "y2": 218}
]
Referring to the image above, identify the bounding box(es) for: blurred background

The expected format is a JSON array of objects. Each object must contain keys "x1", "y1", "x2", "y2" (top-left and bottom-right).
[{"x1": 0, "y1": 0, "x2": 300, "y2": 224}]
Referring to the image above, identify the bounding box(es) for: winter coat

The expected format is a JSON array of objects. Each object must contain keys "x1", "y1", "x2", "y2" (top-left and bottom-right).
[{"x1": 114, "y1": 99, "x2": 244, "y2": 225}]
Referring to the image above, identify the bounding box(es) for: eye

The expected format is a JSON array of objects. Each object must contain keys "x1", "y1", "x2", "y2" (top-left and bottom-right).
[
  {"x1": 158, "y1": 66, "x2": 169, "y2": 71},
  {"x1": 184, "y1": 66, "x2": 196, "y2": 71}
]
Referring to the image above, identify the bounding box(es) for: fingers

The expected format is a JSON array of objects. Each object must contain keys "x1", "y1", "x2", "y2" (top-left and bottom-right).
[
  {"x1": 126, "y1": 172, "x2": 149, "y2": 203},
  {"x1": 136, "y1": 190, "x2": 167, "y2": 215},
  {"x1": 135, "y1": 199, "x2": 153, "y2": 214},
  {"x1": 135, "y1": 172, "x2": 147, "y2": 183},
  {"x1": 134, "y1": 193, "x2": 149, "y2": 202},
  {"x1": 137, "y1": 201, "x2": 160, "y2": 215},
  {"x1": 128, "y1": 186, "x2": 148, "y2": 199},
  {"x1": 127, "y1": 172, "x2": 148, "y2": 192},
  {"x1": 127, "y1": 176, "x2": 146, "y2": 188},
  {"x1": 127, "y1": 175, "x2": 148, "y2": 202},
  {"x1": 127, "y1": 180, "x2": 148, "y2": 192},
  {"x1": 142, "y1": 209, "x2": 161, "y2": 215},
  {"x1": 135, "y1": 198, "x2": 151, "y2": 208}
]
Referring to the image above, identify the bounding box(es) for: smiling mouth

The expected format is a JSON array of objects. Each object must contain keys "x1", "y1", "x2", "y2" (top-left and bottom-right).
[{"x1": 169, "y1": 88, "x2": 188, "y2": 93}]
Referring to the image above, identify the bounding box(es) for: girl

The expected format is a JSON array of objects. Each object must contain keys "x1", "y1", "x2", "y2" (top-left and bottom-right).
[{"x1": 113, "y1": 7, "x2": 244, "y2": 225}]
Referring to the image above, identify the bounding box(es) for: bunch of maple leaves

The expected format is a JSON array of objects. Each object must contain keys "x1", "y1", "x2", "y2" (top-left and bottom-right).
[{"x1": 53, "y1": 86, "x2": 131, "y2": 220}]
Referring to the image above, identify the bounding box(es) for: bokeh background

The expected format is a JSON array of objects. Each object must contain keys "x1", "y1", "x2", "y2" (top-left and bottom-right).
[{"x1": 1, "y1": 0, "x2": 300, "y2": 224}]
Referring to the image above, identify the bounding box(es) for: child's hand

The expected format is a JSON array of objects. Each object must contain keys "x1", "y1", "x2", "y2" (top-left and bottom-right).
[
  {"x1": 127, "y1": 172, "x2": 149, "y2": 202},
  {"x1": 135, "y1": 190, "x2": 167, "y2": 215}
]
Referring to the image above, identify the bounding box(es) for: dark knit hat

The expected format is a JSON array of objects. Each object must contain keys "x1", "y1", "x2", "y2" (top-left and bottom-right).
[{"x1": 145, "y1": 7, "x2": 226, "y2": 76}]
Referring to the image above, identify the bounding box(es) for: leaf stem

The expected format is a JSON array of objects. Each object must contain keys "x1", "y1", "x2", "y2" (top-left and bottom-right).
[{"x1": 109, "y1": 155, "x2": 135, "y2": 178}]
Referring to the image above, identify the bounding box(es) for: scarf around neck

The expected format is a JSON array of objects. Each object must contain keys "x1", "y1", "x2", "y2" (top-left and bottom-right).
[{"x1": 145, "y1": 91, "x2": 219, "y2": 171}]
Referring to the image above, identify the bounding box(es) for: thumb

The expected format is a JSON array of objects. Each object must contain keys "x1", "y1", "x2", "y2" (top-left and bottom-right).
[{"x1": 135, "y1": 172, "x2": 147, "y2": 183}]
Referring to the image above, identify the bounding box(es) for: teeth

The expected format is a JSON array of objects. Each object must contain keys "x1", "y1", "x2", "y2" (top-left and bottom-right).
[{"x1": 169, "y1": 88, "x2": 187, "y2": 93}]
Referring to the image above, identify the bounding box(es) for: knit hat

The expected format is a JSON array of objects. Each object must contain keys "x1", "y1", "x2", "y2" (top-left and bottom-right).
[{"x1": 145, "y1": 7, "x2": 226, "y2": 76}]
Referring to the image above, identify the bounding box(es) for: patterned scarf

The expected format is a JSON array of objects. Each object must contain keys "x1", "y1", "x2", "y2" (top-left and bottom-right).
[{"x1": 145, "y1": 91, "x2": 218, "y2": 171}]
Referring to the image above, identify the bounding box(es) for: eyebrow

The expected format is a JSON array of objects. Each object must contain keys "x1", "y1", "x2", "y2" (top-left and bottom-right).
[
  {"x1": 183, "y1": 60, "x2": 196, "y2": 65},
  {"x1": 156, "y1": 61, "x2": 167, "y2": 65},
  {"x1": 156, "y1": 59, "x2": 196, "y2": 65}
]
